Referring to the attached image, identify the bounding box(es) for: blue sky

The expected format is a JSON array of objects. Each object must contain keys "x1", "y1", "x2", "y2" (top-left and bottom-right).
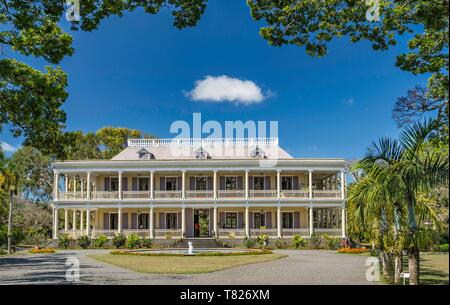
[{"x1": 1, "y1": 0, "x2": 428, "y2": 160}]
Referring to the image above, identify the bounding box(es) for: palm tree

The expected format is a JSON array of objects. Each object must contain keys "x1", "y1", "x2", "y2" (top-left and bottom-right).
[
  {"x1": 0, "y1": 152, "x2": 20, "y2": 254},
  {"x1": 349, "y1": 119, "x2": 448, "y2": 284}
]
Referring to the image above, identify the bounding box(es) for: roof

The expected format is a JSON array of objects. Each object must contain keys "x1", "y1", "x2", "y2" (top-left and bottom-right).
[{"x1": 111, "y1": 138, "x2": 293, "y2": 161}]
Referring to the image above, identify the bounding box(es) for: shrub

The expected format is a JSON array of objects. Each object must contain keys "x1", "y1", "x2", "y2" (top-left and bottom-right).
[
  {"x1": 59, "y1": 234, "x2": 70, "y2": 249},
  {"x1": 29, "y1": 248, "x2": 56, "y2": 254},
  {"x1": 141, "y1": 238, "x2": 153, "y2": 248},
  {"x1": 292, "y1": 235, "x2": 305, "y2": 249},
  {"x1": 112, "y1": 233, "x2": 126, "y2": 249},
  {"x1": 308, "y1": 233, "x2": 321, "y2": 249},
  {"x1": 77, "y1": 235, "x2": 91, "y2": 249},
  {"x1": 274, "y1": 238, "x2": 287, "y2": 249},
  {"x1": 93, "y1": 235, "x2": 108, "y2": 248},
  {"x1": 243, "y1": 237, "x2": 256, "y2": 249},
  {"x1": 337, "y1": 247, "x2": 368, "y2": 254},
  {"x1": 438, "y1": 244, "x2": 449, "y2": 252},
  {"x1": 126, "y1": 234, "x2": 141, "y2": 249},
  {"x1": 0, "y1": 249, "x2": 7, "y2": 255},
  {"x1": 256, "y1": 234, "x2": 269, "y2": 248},
  {"x1": 322, "y1": 235, "x2": 340, "y2": 250}
]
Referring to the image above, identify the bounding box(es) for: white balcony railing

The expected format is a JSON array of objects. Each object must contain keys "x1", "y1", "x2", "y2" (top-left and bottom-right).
[
  {"x1": 313, "y1": 190, "x2": 341, "y2": 199},
  {"x1": 248, "y1": 190, "x2": 277, "y2": 198},
  {"x1": 218, "y1": 190, "x2": 245, "y2": 199},
  {"x1": 218, "y1": 229, "x2": 246, "y2": 238},
  {"x1": 92, "y1": 191, "x2": 120, "y2": 199},
  {"x1": 154, "y1": 229, "x2": 182, "y2": 238},
  {"x1": 58, "y1": 191, "x2": 87, "y2": 200},
  {"x1": 185, "y1": 190, "x2": 214, "y2": 199},
  {"x1": 127, "y1": 137, "x2": 279, "y2": 148},
  {"x1": 313, "y1": 228, "x2": 342, "y2": 235},
  {"x1": 282, "y1": 228, "x2": 310, "y2": 236},
  {"x1": 122, "y1": 191, "x2": 150, "y2": 199},
  {"x1": 280, "y1": 190, "x2": 309, "y2": 198},
  {"x1": 90, "y1": 229, "x2": 117, "y2": 238},
  {"x1": 250, "y1": 228, "x2": 278, "y2": 236},
  {"x1": 154, "y1": 191, "x2": 182, "y2": 199},
  {"x1": 122, "y1": 229, "x2": 150, "y2": 237}
]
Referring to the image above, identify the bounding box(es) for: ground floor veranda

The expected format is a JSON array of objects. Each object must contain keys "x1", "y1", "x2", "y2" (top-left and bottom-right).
[{"x1": 52, "y1": 205, "x2": 346, "y2": 240}]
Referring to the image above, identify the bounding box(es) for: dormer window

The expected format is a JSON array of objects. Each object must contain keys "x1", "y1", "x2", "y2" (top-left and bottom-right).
[
  {"x1": 194, "y1": 147, "x2": 211, "y2": 159},
  {"x1": 250, "y1": 146, "x2": 267, "y2": 159},
  {"x1": 137, "y1": 148, "x2": 155, "y2": 160}
]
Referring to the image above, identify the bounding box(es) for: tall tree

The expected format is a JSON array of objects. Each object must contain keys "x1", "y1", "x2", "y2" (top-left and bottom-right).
[
  {"x1": 352, "y1": 119, "x2": 448, "y2": 284},
  {"x1": 1, "y1": 1, "x2": 206, "y2": 157}
]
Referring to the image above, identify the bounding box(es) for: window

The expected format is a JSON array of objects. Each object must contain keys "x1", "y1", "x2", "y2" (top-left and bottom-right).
[
  {"x1": 110, "y1": 177, "x2": 119, "y2": 191},
  {"x1": 250, "y1": 146, "x2": 266, "y2": 159},
  {"x1": 254, "y1": 212, "x2": 266, "y2": 228},
  {"x1": 225, "y1": 177, "x2": 237, "y2": 190},
  {"x1": 137, "y1": 148, "x2": 155, "y2": 160},
  {"x1": 195, "y1": 176, "x2": 207, "y2": 190},
  {"x1": 225, "y1": 212, "x2": 237, "y2": 229},
  {"x1": 253, "y1": 176, "x2": 265, "y2": 190},
  {"x1": 138, "y1": 178, "x2": 149, "y2": 191},
  {"x1": 166, "y1": 213, "x2": 178, "y2": 229},
  {"x1": 165, "y1": 177, "x2": 178, "y2": 191},
  {"x1": 194, "y1": 147, "x2": 211, "y2": 159},
  {"x1": 281, "y1": 176, "x2": 293, "y2": 190},
  {"x1": 138, "y1": 214, "x2": 149, "y2": 229},
  {"x1": 110, "y1": 213, "x2": 118, "y2": 230},
  {"x1": 282, "y1": 212, "x2": 294, "y2": 229}
]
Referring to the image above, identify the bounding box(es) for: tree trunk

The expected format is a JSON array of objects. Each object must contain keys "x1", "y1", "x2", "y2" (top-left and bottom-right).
[
  {"x1": 408, "y1": 247, "x2": 420, "y2": 285},
  {"x1": 394, "y1": 251, "x2": 403, "y2": 284},
  {"x1": 7, "y1": 190, "x2": 13, "y2": 254}
]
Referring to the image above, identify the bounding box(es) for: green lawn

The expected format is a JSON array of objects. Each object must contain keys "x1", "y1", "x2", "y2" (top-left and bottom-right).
[
  {"x1": 419, "y1": 254, "x2": 449, "y2": 285},
  {"x1": 88, "y1": 253, "x2": 287, "y2": 274}
]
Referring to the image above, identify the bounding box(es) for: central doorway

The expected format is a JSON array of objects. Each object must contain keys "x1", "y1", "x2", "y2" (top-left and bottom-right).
[{"x1": 193, "y1": 209, "x2": 210, "y2": 238}]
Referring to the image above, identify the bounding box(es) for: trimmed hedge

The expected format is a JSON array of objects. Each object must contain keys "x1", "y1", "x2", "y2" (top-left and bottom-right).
[{"x1": 110, "y1": 249, "x2": 273, "y2": 257}]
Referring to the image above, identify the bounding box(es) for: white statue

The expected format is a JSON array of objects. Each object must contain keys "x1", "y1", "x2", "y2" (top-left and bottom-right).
[{"x1": 188, "y1": 241, "x2": 194, "y2": 255}]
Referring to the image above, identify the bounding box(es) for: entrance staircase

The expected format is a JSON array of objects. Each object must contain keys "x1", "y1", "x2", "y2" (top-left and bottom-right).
[{"x1": 176, "y1": 238, "x2": 222, "y2": 249}]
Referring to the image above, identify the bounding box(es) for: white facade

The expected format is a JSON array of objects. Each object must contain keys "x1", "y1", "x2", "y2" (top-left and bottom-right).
[{"x1": 52, "y1": 138, "x2": 347, "y2": 240}]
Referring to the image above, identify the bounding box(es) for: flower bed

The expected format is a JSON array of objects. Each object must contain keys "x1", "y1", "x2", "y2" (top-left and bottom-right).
[
  {"x1": 110, "y1": 249, "x2": 272, "y2": 257},
  {"x1": 29, "y1": 248, "x2": 56, "y2": 254},
  {"x1": 337, "y1": 247, "x2": 368, "y2": 254}
]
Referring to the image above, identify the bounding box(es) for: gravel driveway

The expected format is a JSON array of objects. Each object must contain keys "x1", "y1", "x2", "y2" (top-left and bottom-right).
[{"x1": 0, "y1": 249, "x2": 377, "y2": 285}]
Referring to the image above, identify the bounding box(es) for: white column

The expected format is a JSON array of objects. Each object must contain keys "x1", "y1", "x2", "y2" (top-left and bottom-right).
[
  {"x1": 118, "y1": 171, "x2": 123, "y2": 200},
  {"x1": 149, "y1": 207, "x2": 154, "y2": 238},
  {"x1": 80, "y1": 209, "x2": 84, "y2": 230},
  {"x1": 245, "y1": 206, "x2": 250, "y2": 237},
  {"x1": 118, "y1": 208, "x2": 122, "y2": 234},
  {"x1": 73, "y1": 177, "x2": 77, "y2": 195},
  {"x1": 213, "y1": 206, "x2": 218, "y2": 237},
  {"x1": 181, "y1": 170, "x2": 186, "y2": 199},
  {"x1": 86, "y1": 209, "x2": 91, "y2": 236},
  {"x1": 53, "y1": 171, "x2": 59, "y2": 200},
  {"x1": 150, "y1": 171, "x2": 154, "y2": 199},
  {"x1": 309, "y1": 207, "x2": 314, "y2": 237},
  {"x1": 72, "y1": 210, "x2": 77, "y2": 230},
  {"x1": 87, "y1": 172, "x2": 91, "y2": 199},
  {"x1": 276, "y1": 170, "x2": 281, "y2": 199},
  {"x1": 277, "y1": 206, "x2": 282, "y2": 238},
  {"x1": 308, "y1": 170, "x2": 313, "y2": 199},
  {"x1": 64, "y1": 209, "x2": 69, "y2": 231},
  {"x1": 81, "y1": 178, "x2": 84, "y2": 193},
  {"x1": 341, "y1": 206, "x2": 346, "y2": 238},
  {"x1": 53, "y1": 207, "x2": 59, "y2": 239},
  {"x1": 213, "y1": 170, "x2": 217, "y2": 199},
  {"x1": 245, "y1": 170, "x2": 249, "y2": 199},
  {"x1": 181, "y1": 207, "x2": 186, "y2": 237},
  {"x1": 65, "y1": 175, "x2": 68, "y2": 193},
  {"x1": 340, "y1": 170, "x2": 345, "y2": 200}
]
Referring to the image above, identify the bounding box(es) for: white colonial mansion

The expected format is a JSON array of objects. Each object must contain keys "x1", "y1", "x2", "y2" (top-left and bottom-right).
[{"x1": 51, "y1": 137, "x2": 347, "y2": 240}]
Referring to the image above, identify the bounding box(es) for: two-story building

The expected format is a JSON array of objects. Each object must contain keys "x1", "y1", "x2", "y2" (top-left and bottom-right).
[{"x1": 51, "y1": 138, "x2": 347, "y2": 240}]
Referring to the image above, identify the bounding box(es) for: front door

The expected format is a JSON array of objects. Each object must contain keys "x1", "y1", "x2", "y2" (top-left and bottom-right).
[{"x1": 193, "y1": 209, "x2": 210, "y2": 237}]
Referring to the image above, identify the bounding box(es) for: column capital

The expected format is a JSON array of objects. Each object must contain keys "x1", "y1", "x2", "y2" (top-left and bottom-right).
[
  {"x1": 181, "y1": 169, "x2": 187, "y2": 173},
  {"x1": 308, "y1": 169, "x2": 314, "y2": 173},
  {"x1": 276, "y1": 169, "x2": 282, "y2": 173},
  {"x1": 213, "y1": 169, "x2": 218, "y2": 173},
  {"x1": 117, "y1": 170, "x2": 123, "y2": 174},
  {"x1": 245, "y1": 169, "x2": 249, "y2": 173},
  {"x1": 149, "y1": 170, "x2": 155, "y2": 174}
]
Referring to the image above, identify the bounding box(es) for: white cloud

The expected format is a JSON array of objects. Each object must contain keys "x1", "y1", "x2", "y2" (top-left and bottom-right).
[
  {"x1": 342, "y1": 97, "x2": 354, "y2": 106},
  {"x1": 1, "y1": 141, "x2": 18, "y2": 153},
  {"x1": 185, "y1": 75, "x2": 267, "y2": 105}
]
